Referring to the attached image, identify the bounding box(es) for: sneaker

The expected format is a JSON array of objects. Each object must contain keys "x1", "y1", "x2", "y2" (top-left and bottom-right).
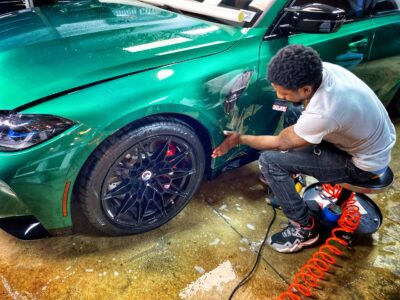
[{"x1": 268, "y1": 217, "x2": 319, "y2": 253}]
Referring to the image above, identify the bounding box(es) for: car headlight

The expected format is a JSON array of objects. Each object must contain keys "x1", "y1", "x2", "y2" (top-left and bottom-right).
[{"x1": 0, "y1": 114, "x2": 75, "y2": 152}]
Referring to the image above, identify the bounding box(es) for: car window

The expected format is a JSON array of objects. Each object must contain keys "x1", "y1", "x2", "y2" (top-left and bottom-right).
[
  {"x1": 166, "y1": 0, "x2": 286, "y2": 27},
  {"x1": 200, "y1": 0, "x2": 253, "y2": 10},
  {"x1": 2, "y1": 0, "x2": 276, "y2": 27},
  {"x1": 371, "y1": 0, "x2": 400, "y2": 15},
  {"x1": 166, "y1": 0, "x2": 269, "y2": 26},
  {"x1": 292, "y1": 0, "x2": 374, "y2": 20}
]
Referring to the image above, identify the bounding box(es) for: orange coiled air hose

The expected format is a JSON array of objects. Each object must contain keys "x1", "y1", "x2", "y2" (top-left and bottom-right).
[{"x1": 278, "y1": 184, "x2": 361, "y2": 300}]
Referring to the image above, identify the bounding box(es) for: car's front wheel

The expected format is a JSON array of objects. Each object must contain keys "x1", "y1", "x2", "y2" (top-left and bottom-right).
[{"x1": 75, "y1": 118, "x2": 205, "y2": 235}]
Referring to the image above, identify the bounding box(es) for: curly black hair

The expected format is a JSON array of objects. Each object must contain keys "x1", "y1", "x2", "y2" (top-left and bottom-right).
[{"x1": 267, "y1": 45, "x2": 323, "y2": 90}]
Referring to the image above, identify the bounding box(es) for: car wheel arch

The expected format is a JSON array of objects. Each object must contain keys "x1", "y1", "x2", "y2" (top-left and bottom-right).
[
  {"x1": 70, "y1": 114, "x2": 210, "y2": 234},
  {"x1": 159, "y1": 113, "x2": 213, "y2": 178},
  {"x1": 69, "y1": 113, "x2": 214, "y2": 231}
]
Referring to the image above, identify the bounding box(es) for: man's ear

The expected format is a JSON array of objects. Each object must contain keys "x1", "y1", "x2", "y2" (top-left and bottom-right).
[{"x1": 300, "y1": 85, "x2": 314, "y2": 98}]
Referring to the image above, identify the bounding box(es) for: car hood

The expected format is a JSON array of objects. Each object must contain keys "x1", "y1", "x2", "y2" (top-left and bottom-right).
[{"x1": 0, "y1": 0, "x2": 244, "y2": 110}]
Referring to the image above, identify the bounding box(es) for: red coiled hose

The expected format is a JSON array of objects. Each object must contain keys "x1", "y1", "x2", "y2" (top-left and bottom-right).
[{"x1": 278, "y1": 184, "x2": 361, "y2": 300}]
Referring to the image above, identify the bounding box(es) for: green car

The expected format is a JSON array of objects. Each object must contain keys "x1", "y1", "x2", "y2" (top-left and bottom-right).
[{"x1": 0, "y1": 0, "x2": 399, "y2": 237}]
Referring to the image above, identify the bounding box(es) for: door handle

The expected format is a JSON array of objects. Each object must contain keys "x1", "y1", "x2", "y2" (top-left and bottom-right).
[{"x1": 348, "y1": 38, "x2": 369, "y2": 52}]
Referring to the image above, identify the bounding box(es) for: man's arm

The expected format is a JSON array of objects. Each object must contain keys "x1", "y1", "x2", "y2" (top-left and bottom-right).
[
  {"x1": 241, "y1": 126, "x2": 309, "y2": 150},
  {"x1": 211, "y1": 126, "x2": 310, "y2": 158}
]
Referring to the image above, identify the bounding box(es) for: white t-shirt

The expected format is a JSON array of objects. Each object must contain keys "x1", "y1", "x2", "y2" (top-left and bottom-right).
[{"x1": 294, "y1": 62, "x2": 396, "y2": 172}]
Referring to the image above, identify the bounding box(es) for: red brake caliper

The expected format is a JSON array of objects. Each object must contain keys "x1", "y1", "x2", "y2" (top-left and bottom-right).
[
  {"x1": 163, "y1": 143, "x2": 177, "y2": 189},
  {"x1": 166, "y1": 143, "x2": 177, "y2": 157}
]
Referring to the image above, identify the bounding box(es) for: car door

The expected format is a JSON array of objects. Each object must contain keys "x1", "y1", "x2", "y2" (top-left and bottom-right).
[
  {"x1": 359, "y1": 0, "x2": 400, "y2": 105},
  {"x1": 289, "y1": 0, "x2": 376, "y2": 73}
]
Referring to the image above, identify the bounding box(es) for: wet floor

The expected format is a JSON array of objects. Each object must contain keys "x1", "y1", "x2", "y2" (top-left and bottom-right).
[{"x1": 1, "y1": 123, "x2": 400, "y2": 300}]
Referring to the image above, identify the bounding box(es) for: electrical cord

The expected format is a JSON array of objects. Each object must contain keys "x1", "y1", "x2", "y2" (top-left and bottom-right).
[
  {"x1": 228, "y1": 206, "x2": 277, "y2": 300},
  {"x1": 228, "y1": 184, "x2": 360, "y2": 299}
]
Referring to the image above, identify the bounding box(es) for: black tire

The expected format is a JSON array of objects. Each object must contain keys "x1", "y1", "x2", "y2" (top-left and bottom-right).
[
  {"x1": 388, "y1": 89, "x2": 400, "y2": 118},
  {"x1": 75, "y1": 117, "x2": 205, "y2": 235}
]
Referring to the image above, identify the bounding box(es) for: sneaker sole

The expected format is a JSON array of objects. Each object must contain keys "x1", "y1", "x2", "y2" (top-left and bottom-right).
[{"x1": 268, "y1": 234, "x2": 319, "y2": 253}]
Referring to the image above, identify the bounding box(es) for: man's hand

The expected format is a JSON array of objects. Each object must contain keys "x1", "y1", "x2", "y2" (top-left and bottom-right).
[
  {"x1": 211, "y1": 126, "x2": 310, "y2": 158},
  {"x1": 211, "y1": 131, "x2": 240, "y2": 158}
]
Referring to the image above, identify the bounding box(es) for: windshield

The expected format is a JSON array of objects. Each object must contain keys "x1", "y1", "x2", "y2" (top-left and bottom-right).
[
  {"x1": 3, "y1": 0, "x2": 275, "y2": 27},
  {"x1": 137, "y1": 0, "x2": 276, "y2": 27}
]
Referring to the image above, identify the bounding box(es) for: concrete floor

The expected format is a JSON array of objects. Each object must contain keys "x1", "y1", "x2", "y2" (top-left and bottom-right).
[{"x1": 1, "y1": 124, "x2": 399, "y2": 300}]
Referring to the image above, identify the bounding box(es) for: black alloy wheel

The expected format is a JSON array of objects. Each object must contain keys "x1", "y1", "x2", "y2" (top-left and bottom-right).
[{"x1": 75, "y1": 118, "x2": 205, "y2": 235}]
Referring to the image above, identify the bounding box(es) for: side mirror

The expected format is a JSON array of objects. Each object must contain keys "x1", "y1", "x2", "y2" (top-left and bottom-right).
[{"x1": 280, "y1": 3, "x2": 346, "y2": 34}]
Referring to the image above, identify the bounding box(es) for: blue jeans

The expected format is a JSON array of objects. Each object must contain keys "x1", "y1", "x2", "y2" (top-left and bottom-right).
[{"x1": 259, "y1": 105, "x2": 377, "y2": 226}]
